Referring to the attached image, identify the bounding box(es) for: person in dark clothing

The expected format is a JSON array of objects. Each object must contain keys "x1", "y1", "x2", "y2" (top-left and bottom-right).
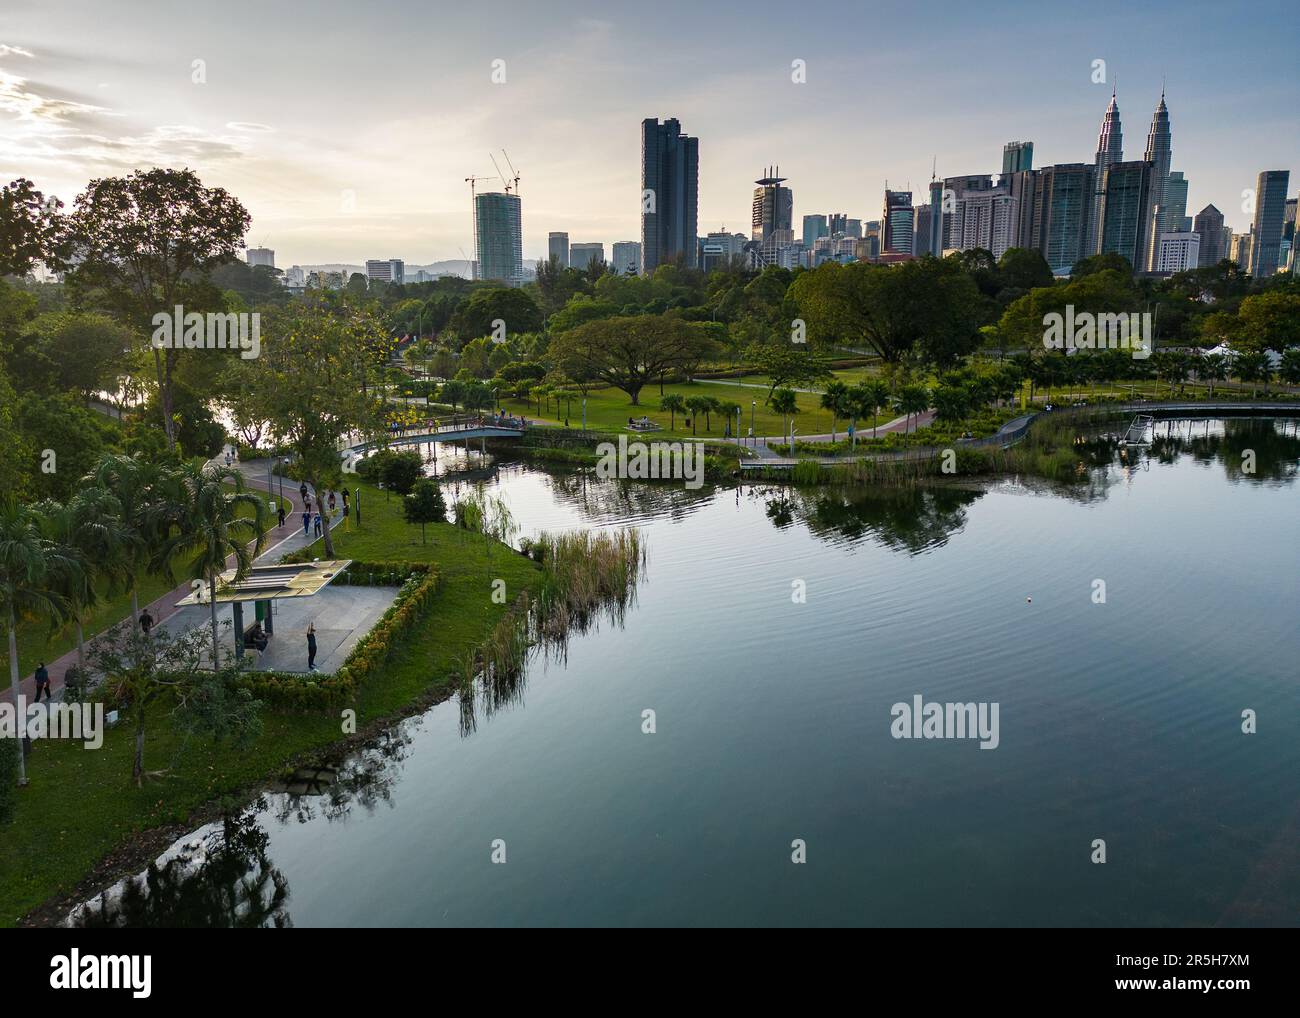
[
  {"x1": 306, "y1": 624, "x2": 318, "y2": 671},
  {"x1": 313, "y1": 512, "x2": 322, "y2": 537},
  {"x1": 248, "y1": 622, "x2": 269, "y2": 653},
  {"x1": 302, "y1": 511, "x2": 311, "y2": 535},
  {"x1": 139, "y1": 609, "x2": 154, "y2": 635},
  {"x1": 299, "y1": 482, "x2": 308, "y2": 502},
  {"x1": 277, "y1": 505, "x2": 286, "y2": 528},
  {"x1": 34, "y1": 662, "x2": 50, "y2": 702}
]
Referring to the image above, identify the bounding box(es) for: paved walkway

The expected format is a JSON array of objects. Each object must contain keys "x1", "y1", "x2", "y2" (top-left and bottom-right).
[
  {"x1": 740, "y1": 409, "x2": 938, "y2": 459},
  {"x1": 4, "y1": 448, "x2": 344, "y2": 704}
]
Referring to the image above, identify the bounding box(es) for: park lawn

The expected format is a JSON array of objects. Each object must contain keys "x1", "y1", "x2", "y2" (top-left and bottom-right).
[
  {"x1": 501, "y1": 380, "x2": 884, "y2": 441},
  {"x1": 11, "y1": 492, "x2": 293, "y2": 681},
  {"x1": 0, "y1": 481, "x2": 538, "y2": 926}
]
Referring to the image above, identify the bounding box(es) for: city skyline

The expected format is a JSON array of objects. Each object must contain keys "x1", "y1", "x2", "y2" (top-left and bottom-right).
[{"x1": 2, "y1": 0, "x2": 1297, "y2": 266}]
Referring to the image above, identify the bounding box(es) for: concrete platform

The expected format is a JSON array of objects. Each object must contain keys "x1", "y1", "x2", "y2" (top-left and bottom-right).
[{"x1": 158, "y1": 583, "x2": 401, "y2": 674}]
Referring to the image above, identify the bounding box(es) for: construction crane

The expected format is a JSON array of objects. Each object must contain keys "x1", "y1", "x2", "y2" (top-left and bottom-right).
[
  {"x1": 501, "y1": 149, "x2": 520, "y2": 195},
  {"x1": 489, "y1": 152, "x2": 511, "y2": 194},
  {"x1": 464, "y1": 174, "x2": 491, "y2": 199}
]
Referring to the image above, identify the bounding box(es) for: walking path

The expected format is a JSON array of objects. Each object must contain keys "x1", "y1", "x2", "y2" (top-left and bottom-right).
[
  {"x1": 4, "y1": 448, "x2": 342, "y2": 705},
  {"x1": 741, "y1": 409, "x2": 938, "y2": 459}
]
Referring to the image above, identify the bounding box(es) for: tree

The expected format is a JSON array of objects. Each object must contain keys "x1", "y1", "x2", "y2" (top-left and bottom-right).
[
  {"x1": 848, "y1": 380, "x2": 891, "y2": 441},
  {"x1": 1198, "y1": 353, "x2": 1229, "y2": 397},
  {"x1": 789, "y1": 258, "x2": 982, "y2": 368},
  {"x1": 62, "y1": 169, "x2": 250, "y2": 452},
  {"x1": 89, "y1": 621, "x2": 262, "y2": 785},
  {"x1": 683, "y1": 396, "x2": 712, "y2": 435},
  {"x1": 660, "y1": 393, "x2": 686, "y2": 430},
  {"x1": 769, "y1": 388, "x2": 799, "y2": 445},
  {"x1": 380, "y1": 450, "x2": 424, "y2": 495},
  {"x1": 715, "y1": 400, "x2": 742, "y2": 438},
  {"x1": 449, "y1": 287, "x2": 542, "y2": 340},
  {"x1": 155, "y1": 462, "x2": 269, "y2": 667},
  {"x1": 87, "y1": 454, "x2": 168, "y2": 625},
  {"x1": 7, "y1": 311, "x2": 131, "y2": 401},
  {"x1": 931, "y1": 385, "x2": 970, "y2": 424},
  {"x1": 1234, "y1": 351, "x2": 1272, "y2": 396},
  {"x1": 1233, "y1": 293, "x2": 1300, "y2": 355},
  {"x1": 894, "y1": 384, "x2": 931, "y2": 434},
  {"x1": 820, "y1": 380, "x2": 849, "y2": 443},
  {"x1": 257, "y1": 295, "x2": 389, "y2": 557},
  {"x1": 744, "y1": 343, "x2": 832, "y2": 398},
  {"x1": 0, "y1": 498, "x2": 78, "y2": 786},
  {"x1": 404, "y1": 479, "x2": 446, "y2": 544},
  {"x1": 0, "y1": 177, "x2": 63, "y2": 277},
  {"x1": 548, "y1": 314, "x2": 717, "y2": 406},
  {"x1": 1279, "y1": 349, "x2": 1300, "y2": 387}
]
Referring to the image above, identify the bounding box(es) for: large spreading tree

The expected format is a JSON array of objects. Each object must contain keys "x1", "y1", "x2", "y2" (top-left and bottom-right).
[
  {"x1": 61, "y1": 168, "x2": 250, "y2": 452},
  {"x1": 548, "y1": 314, "x2": 717, "y2": 405}
]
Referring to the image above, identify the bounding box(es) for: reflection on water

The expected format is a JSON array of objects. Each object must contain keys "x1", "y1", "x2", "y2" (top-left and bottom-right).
[
  {"x1": 68, "y1": 808, "x2": 291, "y2": 928},
  {"x1": 63, "y1": 418, "x2": 1300, "y2": 927}
]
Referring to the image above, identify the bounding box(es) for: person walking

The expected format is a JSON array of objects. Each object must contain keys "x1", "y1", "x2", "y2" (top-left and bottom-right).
[
  {"x1": 139, "y1": 609, "x2": 154, "y2": 636},
  {"x1": 302, "y1": 510, "x2": 311, "y2": 536},
  {"x1": 33, "y1": 662, "x2": 50, "y2": 703},
  {"x1": 313, "y1": 512, "x2": 322, "y2": 537},
  {"x1": 328, "y1": 491, "x2": 336, "y2": 513},
  {"x1": 299, "y1": 482, "x2": 308, "y2": 502},
  {"x1": 277, "y1": 504, "x2": 286, "y2": 528},
  {"x1": 306, "y1": 623, "x2": 318, "y2": 671},
  {"x1": 342, "y1": 489, "x2": 350, "y2": 517}
]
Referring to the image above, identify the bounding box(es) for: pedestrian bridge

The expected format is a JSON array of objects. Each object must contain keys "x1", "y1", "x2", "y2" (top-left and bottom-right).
[{"x1": 341, "y1": 414, "x2": 528, "y2": 457}]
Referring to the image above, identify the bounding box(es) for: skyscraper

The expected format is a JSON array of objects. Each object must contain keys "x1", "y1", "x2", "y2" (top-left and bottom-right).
[
  {"x1": 1248, "y1": 170, "x2": 1290, "y2": 277},
  {"x1": 752, "y1": 168, "x2": 793, "y2": 241},
  {"x1": 611, "y1": 241, "x2": 642, "y2": 275},
  {"x1": 365, "y1": 258, "x2": 404, "y2": 284},
  {"x1": 474, "y1": 191, "x2": 523, "y2": 285},
  {"x1": 548, "y1": 232, "x2": 570, "y2": 268},
  {"x1": 882, "y1": 189, "x2": 915, "y2": 255},
  {"x1": 1029, "y1": 165, "x2": 1094, "y2": 274},
  {"x1": 245, "y1": 247, "x2": 275, "y2": 268},
  {"x1": 1142, "y1": 91, "x2": 1172, "y2": 269},
  {"x1": 570, "y1": 242, "x2": 605, "y2": 270},
  {"x1": 1087, "y1": 89, "x2": 1124, "y2": 255},
  {"x1": 1192, "y1": 204, "x2": 1226, "y2": 267},
  {"x1": 802, "y1": 214, "x2": 828, "y2": 249},
  {"x1": 927, "y1": 178, "x2": 945, "y2": 257},
  {"x1": 1098, "y1": 161, "x2": 1158, "y2": 269},
  {"x1": 641, "y1": 117, "x2": 699, "y2": 272},
  {"x1": 1002, "y1": 141, "x2": 1033, "y2": 174}
]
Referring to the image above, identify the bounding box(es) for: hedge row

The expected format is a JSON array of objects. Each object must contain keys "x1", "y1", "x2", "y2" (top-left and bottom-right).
[{"x1": 238, "y1": 561, "x2": 440, "y2": 709}]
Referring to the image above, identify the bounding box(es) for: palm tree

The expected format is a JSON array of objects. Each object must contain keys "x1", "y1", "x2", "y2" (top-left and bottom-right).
[
  {"x1": 37, "y1": 491, "x2": 129, "y2": 675},
  {"x1": 821, "y1": 381, "x2": 849, "y2": 443},
  {"x1": 155, "y1": 463, "x2": 269, "y2": 667},
  {"x1": 715, "y1": 400, "x2": 742, "y2": 438},
  {"x1": 701, "y1": 396, "x2": 721, "y2": 432},
  {"x1": 1235, "y1": 351, "x2": 1272, "y2": 397},
  {"x1": 684, "y1": 396, "x2": 711, "y2": 436},
  {"x1": 87, "y1": 454, "x2": 165, "y2": 626},
  {"x1": 660, "y1": 393, "x2": 686, "y2": 430},
  {"x1": 894, "y1": 384, "x2": 931, "y2": 434},
  {"x1": 769, "y1": 388, "x2": 799, "y2": 447},
  {"x1": 1199, "y1": 353, "x2": 1229, "y2": 398},
  {"x1": 0, "y1": 498, "x2": 78, "y2": 785},
  {"x1": 860, "y1": 380, "x2": 891, "y2": 439}
]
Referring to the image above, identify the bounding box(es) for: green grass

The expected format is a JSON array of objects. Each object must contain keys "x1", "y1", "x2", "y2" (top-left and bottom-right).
[
  {"x1": 0, "y1": 480, "x2": 537, "y2": 926},
  {"x1": 502, "y1": 380, "x2": 887, "y2": 441}
]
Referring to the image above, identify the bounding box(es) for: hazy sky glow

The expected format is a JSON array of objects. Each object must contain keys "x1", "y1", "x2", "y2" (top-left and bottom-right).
[{"x1": 3, "y1": 0, "x2": 1296, "y2": 266}]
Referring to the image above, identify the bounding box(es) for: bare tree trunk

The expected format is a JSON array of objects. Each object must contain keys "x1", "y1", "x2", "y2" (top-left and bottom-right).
[
  {"x1": 75, "y1": 619, "x2": 86, "y2": 671},
  {"x1": 133, "y1": 705, "x2": 145, "y2": 786},
  {"x1": 152, "y1": 346, "x2": 176, "y2": 451},
  {"x1": 8, "y1": 612, "x2": 26, "y2": 785},
  {"x1": 208, "y1": 575, "x2": 220, "y2": 668}
]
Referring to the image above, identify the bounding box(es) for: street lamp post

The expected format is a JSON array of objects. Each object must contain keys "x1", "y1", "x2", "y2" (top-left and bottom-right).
[{"x1": 750, "y1": 400, "x2": 756, "y2": 448}]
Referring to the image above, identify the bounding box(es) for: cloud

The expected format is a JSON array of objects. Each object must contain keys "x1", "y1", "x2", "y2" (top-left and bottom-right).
[
  {"x1": 226, "y1": 121, "x2": 274, "y2": 133},
  {"x1": 0, "y1": 44, "x2": 35, "y2": 59}
]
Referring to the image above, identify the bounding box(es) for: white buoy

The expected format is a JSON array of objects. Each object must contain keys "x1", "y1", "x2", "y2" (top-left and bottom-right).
[{"x1": 1026, "y1": 596, "x2": 1032, "y2": 603}]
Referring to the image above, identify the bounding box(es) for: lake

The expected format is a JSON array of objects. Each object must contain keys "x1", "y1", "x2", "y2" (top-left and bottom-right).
[{"x1": 71, "y1": 417, "x2": 1300, "y2": 927}]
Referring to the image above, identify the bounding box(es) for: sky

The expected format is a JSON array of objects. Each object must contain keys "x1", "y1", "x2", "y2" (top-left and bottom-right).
[{"x1": 2, "y1": 0, "x2": 1297, "y2": 267}]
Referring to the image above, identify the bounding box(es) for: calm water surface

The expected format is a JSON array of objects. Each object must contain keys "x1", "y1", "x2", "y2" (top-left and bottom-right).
[{"x1": 75, "y1": 419, "x2": 1300, "y2": 927}]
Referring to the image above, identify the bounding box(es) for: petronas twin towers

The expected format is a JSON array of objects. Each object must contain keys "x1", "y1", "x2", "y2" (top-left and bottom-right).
[{"x1": 1088, "y1": 86, "x2": 1179, "y2": 271}]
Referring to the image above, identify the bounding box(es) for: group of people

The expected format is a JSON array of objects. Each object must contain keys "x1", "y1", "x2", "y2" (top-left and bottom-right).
[{"x1": 295, "y1": 483, "x2": 350, "y2": 537}]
